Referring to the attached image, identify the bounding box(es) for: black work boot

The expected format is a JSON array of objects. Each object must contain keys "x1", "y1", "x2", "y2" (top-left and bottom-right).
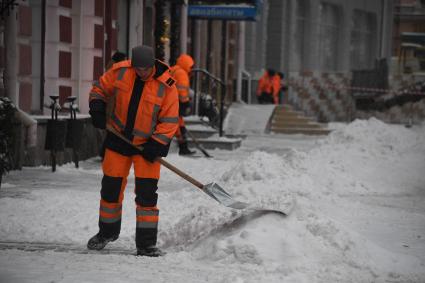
[
  {"x1": 178, "y1": 142, "x2": 195, "y2": 155},
  {"x1": 136, "y1": 246, "x2": 165, "y2": 257},
  {"x1": 87, "y1": 232, "x2": 118, "y2": 250}
]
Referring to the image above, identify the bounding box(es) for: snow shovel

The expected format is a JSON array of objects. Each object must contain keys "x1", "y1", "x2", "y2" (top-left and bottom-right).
[
  {"x1": 185, "y1": 129, "x2": 212, "y2": 158},
  {"x1": 106, "y1": 125, "x2": 291, "y2": 215}
]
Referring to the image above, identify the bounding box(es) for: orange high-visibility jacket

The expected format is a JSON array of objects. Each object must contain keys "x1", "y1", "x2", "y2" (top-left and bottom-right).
[
  {"x1": 170, "y1": 54, "x2": 194, "y2": 103},
  {"x1": 272, "y1": 75, "x2": 281, "y2": 104},
  {"x1": 257, "y1": 72, "x2": 274, "y2": 96},
  {"x1": 89, "y1": 60, "x2": 179, "y2": 146}
]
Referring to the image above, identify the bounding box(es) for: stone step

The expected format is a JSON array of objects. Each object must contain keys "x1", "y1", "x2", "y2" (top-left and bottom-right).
[
  {"x1": 273, "y1": 111, "x2": 304, "y2": 118},
  {"x1": 187, "y1": 136, "x2": 242, "y2": 150},
  {"x1": 274, "y1": 106, "x2": 300, "y2": 112},
  {"x1": 186, "y1": 125, "x2": 217, "y2": 139},
  {"x1": 270, "y1": 127, "x2": 331, "y2": 135},
  {"x1": 271, "y1": 121, "x2": 322, "y2": 128},
  {"x1": 270, "y1": 104, "x2": 330, "y2": 135},
  {"x1": 183, "y1": 116, "x2": 207, "y2": 125},
  {"x1": 186, "y1": 129, "x2": 217, "y2": 139},
  {"x1": 273, "y1": 116, "x2": 311, "y2": 123}
]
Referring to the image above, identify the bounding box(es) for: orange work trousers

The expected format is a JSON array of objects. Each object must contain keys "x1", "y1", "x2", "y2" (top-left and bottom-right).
[{"x1": 97, "y1": 148, "x2": 161, "y2": 249}]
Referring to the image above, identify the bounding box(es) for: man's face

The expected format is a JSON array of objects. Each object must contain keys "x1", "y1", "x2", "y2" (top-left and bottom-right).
[{"x1": 135, "y1": 66, "x2": 153, "y2": 80}]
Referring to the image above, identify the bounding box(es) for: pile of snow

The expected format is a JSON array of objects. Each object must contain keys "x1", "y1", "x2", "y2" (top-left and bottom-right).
[{"x1": 1, "y1": 118, "x2": 424, "y2": 282}]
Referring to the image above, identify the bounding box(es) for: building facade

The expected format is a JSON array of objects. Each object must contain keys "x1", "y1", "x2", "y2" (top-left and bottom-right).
[
  {"x1": 1, "y1": 0, "x2": 152, "y2": 115},
  {"x1": 244, "y1": 0, "x2": 394, "y2": 77},
  {"x1": 1, "y1": 0, "x2": 396, "y2": 115}
]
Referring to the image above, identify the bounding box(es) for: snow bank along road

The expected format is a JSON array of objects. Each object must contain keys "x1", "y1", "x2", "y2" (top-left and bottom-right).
[{"x1": 0, "y1": 118, "x2": 424, "y2": 283}]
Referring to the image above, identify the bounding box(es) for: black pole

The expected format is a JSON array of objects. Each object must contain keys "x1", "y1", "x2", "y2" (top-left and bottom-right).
[
  {"x1": 169, "y1": 1, "x2": 181, "y2": 65},
  {"x1": 206, "y1": 20, "x2": 212, "y2": 71},
  {"x1": 68, "y1": 98, "x2": 78, "y2": 168},
  {"x1": 193, "y1": 70, "x2": 198, "y2": 115},
  {"x1": 50, "y1": 97, "x2": 57, "y2": 172},
  {"x1": 190, "y1": 18, "x2": 196, "y2": 56},
  {"x1": 219, "y1": 20, "x2": 227, "y2": 137}
]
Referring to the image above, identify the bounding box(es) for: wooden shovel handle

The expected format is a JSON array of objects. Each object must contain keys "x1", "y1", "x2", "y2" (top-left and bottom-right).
[{"x1": 106, "y1": 125, "x2": 205, "y2": 189}]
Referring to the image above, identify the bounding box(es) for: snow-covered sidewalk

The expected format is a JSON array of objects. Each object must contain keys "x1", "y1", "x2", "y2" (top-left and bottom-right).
[{"x1": 1, "y1": 118, "x2": 424, "y2": 283}]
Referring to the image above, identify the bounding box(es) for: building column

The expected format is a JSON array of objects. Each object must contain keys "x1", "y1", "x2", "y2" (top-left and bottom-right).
[
  {"x1": 236, "y1": 21, "x2": 245, "y2": 103},
  {"x1": 285, "y1": 0, "x2": 296, "y2": 73},
  {"x1": 306, "y1": 1, "x2": 321, "y2": 72},
  {"x1": 180, "y1": 0, "x2": 188, "y2": 54},
  {"x1": 0, "y1": 22, "x2": 5, "y2": 97},
  {"x1": 339, "y1": 4, "x2": 353, "y2": 72},
  {"x1": 194, "y1": 20, "x2": 201, "y2": 67},
  {"x1": 4, "y1": 7, "x2": 18, "y2": 105},
  {"x1": 380, "y1": 0, "x2": 394, "y2": 59},
  {"x1": 129, "y1": 0, "x2": 144, "y2": 49}
]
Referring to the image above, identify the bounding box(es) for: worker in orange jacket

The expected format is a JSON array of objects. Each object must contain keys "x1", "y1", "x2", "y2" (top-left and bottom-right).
[
  {"x1": 87, "y1": 45, "x2": 179, "y2": 257},
  {"x1": 256, "y1": 69, "x2": 276, "y2": 104},
  {"x1": 170, "y1": 54, "x2": 196, "y2": 155},
  {"x1": 272, "y1": 73, "x2": 281, "y2": 105}
]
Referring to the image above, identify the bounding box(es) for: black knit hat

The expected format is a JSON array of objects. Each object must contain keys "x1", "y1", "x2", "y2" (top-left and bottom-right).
[
  {"x1": 112, "y1": 51, "x2": 127, "y2": 63},
  {"x1": 131, "y1": 45, "x2": 155, "y2": 68}
]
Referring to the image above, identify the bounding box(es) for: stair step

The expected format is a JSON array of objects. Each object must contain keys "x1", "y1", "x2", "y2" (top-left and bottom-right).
[
  {"x1": 273, "y1": 116, "x2": 311, "y2": 123},
  {"x1": 270, "y1": 127, "x2": 330, "y2": 135},
  {"x1": 186, "y1": 125, "x2": 218, "y2": 139},
  {"x1": 184, "y1": 116, "x2": 208, "y2": 126},
  {"x1": 187, "y1": 129, "x2": 217, "y2": 139},
  {"x1": 271, "y1": 122, "x2": 322, "y2": 128},
  {"x1": 275, "y1": 105, "x2": 295, "y2": 110},
  {"x1": 273, "y1": 111, "x2": 304, "y2": 117},
  {"x1": 187, "y1": 137, "x2": 242, "y2": 150}
]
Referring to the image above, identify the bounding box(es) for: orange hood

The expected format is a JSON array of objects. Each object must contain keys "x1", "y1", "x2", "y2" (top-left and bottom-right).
[{"x1": 176, "y1": 54, "x2": 194, "y2": 73}]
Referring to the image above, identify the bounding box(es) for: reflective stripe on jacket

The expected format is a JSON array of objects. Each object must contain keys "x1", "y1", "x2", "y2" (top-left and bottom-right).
[{"x1": 89, "y1": 60, "x2": 179, "y2": 145}]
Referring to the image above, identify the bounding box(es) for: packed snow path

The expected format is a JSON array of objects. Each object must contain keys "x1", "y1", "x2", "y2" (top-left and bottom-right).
[{"x1": 1, "y1": 118, "x2": 424, "y2": 283}]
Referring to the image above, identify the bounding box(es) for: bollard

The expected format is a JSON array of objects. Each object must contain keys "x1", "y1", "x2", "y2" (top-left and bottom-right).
[
  {"x1": 44, "y1": 95, "x2": 66, "y2": 172},
  {"x1": 65, "y1": 96, "x2": 82, "y2": 168}
]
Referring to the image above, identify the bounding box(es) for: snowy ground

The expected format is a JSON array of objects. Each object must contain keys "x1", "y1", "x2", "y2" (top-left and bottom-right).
[{"x1": 1, "y1": 117, "x2": 425, "y2": 283}]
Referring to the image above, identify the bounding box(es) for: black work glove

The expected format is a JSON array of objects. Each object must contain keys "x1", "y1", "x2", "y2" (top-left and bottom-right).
[
  {"x1": 179, "y1": 101, "x2": 192, "y2": 117},
  {"x1": 90, "y1": 111, "x2": 106, "y2": 129},
  {"x1": 89, "y1": 100, "x2": 106, "y2": 129},
  {"x1": 141, "y1": 138, "x2": 170, "y2": 163}
]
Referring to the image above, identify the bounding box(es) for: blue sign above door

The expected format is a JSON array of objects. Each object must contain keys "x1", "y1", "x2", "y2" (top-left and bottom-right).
[{"x1": 188, "y1": 4, "x2": 259, "y2": 21}]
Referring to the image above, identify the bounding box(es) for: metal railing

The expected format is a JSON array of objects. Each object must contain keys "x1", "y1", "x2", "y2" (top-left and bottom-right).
[{"x1": 191, "y1": 68, "x2": 226, "y2": 136}]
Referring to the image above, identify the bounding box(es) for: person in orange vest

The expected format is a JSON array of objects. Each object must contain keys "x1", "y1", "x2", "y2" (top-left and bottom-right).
[
  {"x1": 277, "y1": 72, "x2": 287, "y2": 104},
  {"x1": 272, "y1": 72, "x2": 281, "y2": 105},
  {"x1": 87, "y1": 45, "x2": 179, "y2": 257},
  {"x1": 170, "y1": 54, "x2": 196, "y2": 155},
  {"x1": 256, "y1": 69, "x2": 276, "y2": 104}
]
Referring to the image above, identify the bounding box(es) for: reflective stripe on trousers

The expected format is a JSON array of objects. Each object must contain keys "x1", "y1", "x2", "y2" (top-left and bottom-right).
[{"x1": 136, "y1": 206, "x2": 159, "y2": 229}]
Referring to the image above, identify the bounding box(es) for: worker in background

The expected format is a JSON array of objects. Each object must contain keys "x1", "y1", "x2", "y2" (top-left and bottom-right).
[
  {"x1": 170, "y1": 54, "x2": 196, "y2": 155},
  {"x1": 256, "y1": 69, "x2": 276, "y2": 104},
  {"x1": 272, "y1": 72, "x2": 282, "y2": 105},
  {"x1": 277, "y1": 72, "x2": 287, "y2": 104}
]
